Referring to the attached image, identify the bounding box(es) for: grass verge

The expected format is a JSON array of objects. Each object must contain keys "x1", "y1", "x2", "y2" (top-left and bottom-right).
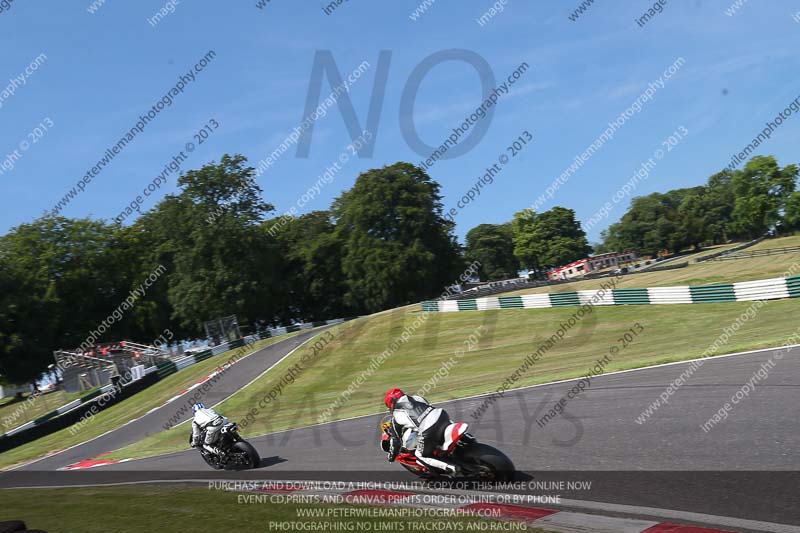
[
  {"x1": 108, "y1": 296, "x2": 799, "y2": 461},
  {"x1": 0, "y1": 387, "x2": 101, "y2": 431},
  {"x1": 0, "y1": 484, "x2": 554, "y2": 533},
  {"x1": 0, "y1": 332, "x2": 301, "y2": 471}
]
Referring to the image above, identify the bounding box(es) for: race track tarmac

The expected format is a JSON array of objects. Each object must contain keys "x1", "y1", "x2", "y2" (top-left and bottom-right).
[{"x1": 3, "y1": 343, "x2": 798, "y2": 526}]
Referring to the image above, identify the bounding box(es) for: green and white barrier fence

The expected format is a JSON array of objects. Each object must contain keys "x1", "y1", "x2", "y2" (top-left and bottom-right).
[{"x1": 422, "y1": 275, "x2": 800, "y2": 312}]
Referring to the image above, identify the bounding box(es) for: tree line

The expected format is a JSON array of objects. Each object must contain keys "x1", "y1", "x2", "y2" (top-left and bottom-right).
[
  {"x1": 1, "y1": 154, "x2": 797, "y2": 384},
  {"x1": 0, "y1": 159, "x2": 464, "y2": 384},
  {"x1": 597, "y1": 156, "x2": 799, "y2": 255},
  {"x1": 466, "y1": 155, "x2": 800, "y2": 279}
]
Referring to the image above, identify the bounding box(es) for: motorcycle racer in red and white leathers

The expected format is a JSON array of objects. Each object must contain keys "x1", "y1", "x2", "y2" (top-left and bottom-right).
[{"x1": 381, "y1": 387, "x2": 459, "y2": 474}]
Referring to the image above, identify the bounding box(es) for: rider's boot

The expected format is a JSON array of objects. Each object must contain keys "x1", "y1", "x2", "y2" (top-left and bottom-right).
[{"x1": 203, "y1": 444, "x2": 222, "y2": 455}]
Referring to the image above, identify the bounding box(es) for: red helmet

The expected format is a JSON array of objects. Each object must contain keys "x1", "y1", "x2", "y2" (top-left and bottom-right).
[{"x1": 384, "y1": 388, "x2": 404, "y2": 409}]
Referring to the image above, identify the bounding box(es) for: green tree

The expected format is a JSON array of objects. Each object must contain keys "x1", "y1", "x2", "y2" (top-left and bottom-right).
[
  {"x1": 510, "y1": 209, "x2": 539, "y2": 270},
  {"x1": 274, "y1": 211, "x2": 350, "y2": 320},
  {"x1": 674, "y1": 187, "x2": 711, "y2": 251},
  {"x1": 0, "y1": 216, "x2": 127, "y2": 384},
  {"x1": 730, "y1": 156, "x2": 798, "y2": 238},
  {"x1": 599, "y1": 156, "x2": 799, "y2": 253},
  {"x1": 147, "y1": 154, "x2": 284, "y2": 331},
  {"x1": 511, "y1": 207, "x2": 591, "y2": 272},
  {"x1": 703, "y1": 170, "x2": 735, "y2": 243},
  {"x1": 332, "y1": 162, "x2": 462, "y2": 312},
  {"x1": 600, "y1": 190, "x2": 696, "y2": 256},
  {"x1": 0, "y1": 248, "x2": 56, "y2": 386},
  {"x1": 465, "y1": 223, "x2": 519, "y2": 281},
  {"x1": 784, "y1": 192, "x2": 800, "y2": 231},
  {"x1": 121, "y1": 207, "x2": 187, "y2": 340}
]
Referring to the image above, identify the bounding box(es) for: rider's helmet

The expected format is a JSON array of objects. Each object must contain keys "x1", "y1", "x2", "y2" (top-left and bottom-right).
[
  {"x1": 384, "y1": 388, "x2": 404, "y2": 409},
  {"x1": 192, "y1": 403, "x2": 205, "y2": 414}
]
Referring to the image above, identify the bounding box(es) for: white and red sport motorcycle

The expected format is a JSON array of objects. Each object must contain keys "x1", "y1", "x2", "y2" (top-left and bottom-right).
[{"x1": 380, "y1": 415, "x2": 515, "y2": 481}]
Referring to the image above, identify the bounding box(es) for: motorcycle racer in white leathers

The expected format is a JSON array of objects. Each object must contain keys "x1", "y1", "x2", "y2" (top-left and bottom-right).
[
  {"x1": 190, "y1": 403, "x2": 228, "y2": 455},
  {"x1": 382, "y1": 387, "x2": 458, "y2": 474}
]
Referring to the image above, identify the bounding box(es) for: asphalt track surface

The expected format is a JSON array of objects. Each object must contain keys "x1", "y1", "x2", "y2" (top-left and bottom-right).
[{"x1": 2, "y1": 341, "x2": 798, "y2": 527}]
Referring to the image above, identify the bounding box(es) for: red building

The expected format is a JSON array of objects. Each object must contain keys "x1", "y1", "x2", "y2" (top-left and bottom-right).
[{"x1": 547, "y1": 251, "x2": 637, "y2": 280}]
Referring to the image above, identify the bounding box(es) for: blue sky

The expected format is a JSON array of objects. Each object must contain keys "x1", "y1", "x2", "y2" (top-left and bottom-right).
[{"x1": 2, "y1": 1, "x2": 799, "y2": 242}]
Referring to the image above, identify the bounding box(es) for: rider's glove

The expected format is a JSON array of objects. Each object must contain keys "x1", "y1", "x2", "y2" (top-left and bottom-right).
[{"x1": 387, "y1": 436, "x2": 400, "y2": 462}]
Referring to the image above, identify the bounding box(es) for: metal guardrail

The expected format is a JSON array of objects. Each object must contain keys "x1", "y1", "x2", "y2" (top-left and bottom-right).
[
  {"x1": 709, "y1": 245, "x2": 800, "y2": 261},
  {"x1": 695, "y1": 236, "x2": 766, "y2": 262}
]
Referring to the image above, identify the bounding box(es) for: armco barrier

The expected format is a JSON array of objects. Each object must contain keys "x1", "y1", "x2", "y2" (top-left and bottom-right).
[
  {"x1": 626, "y1": 261, "x2": 689, "y2": 274},
  {"x1": 710, "y1": 244, "x2": 800, "y2": 261},
  {"x1": 156, "y1": 360, "x2": 178, "y2": 379},
  {"x1": 695, "y1": 236, "x2": 765, "y2": 262},
  {"x1": 421, "y1": 275, "x2": 800, "y2": 312},
  {"x1": 193, "y1": 349, "x2": 214, "y2": 362},
  {"x1": 228, "y1": 338, "x2": 245, "y2": 349}
]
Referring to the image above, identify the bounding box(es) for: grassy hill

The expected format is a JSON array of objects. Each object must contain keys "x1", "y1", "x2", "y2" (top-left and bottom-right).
[{"x1": 0, "y1": 388, "x2": 101, "y2": 433}]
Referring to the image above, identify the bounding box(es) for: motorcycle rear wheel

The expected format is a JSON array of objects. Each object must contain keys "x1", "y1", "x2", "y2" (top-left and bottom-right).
[{"x1": 457, "y1": 442, "x2": 515, "y2": 481}]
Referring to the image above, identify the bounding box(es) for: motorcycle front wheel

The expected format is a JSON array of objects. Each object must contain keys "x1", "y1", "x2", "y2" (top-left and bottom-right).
[
  {"x1": 230, "y1": 440, "x2": 260, "y2": 469},
  {"x1": 200, "y1": 451, "x2": 224, "y2": 470}
]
